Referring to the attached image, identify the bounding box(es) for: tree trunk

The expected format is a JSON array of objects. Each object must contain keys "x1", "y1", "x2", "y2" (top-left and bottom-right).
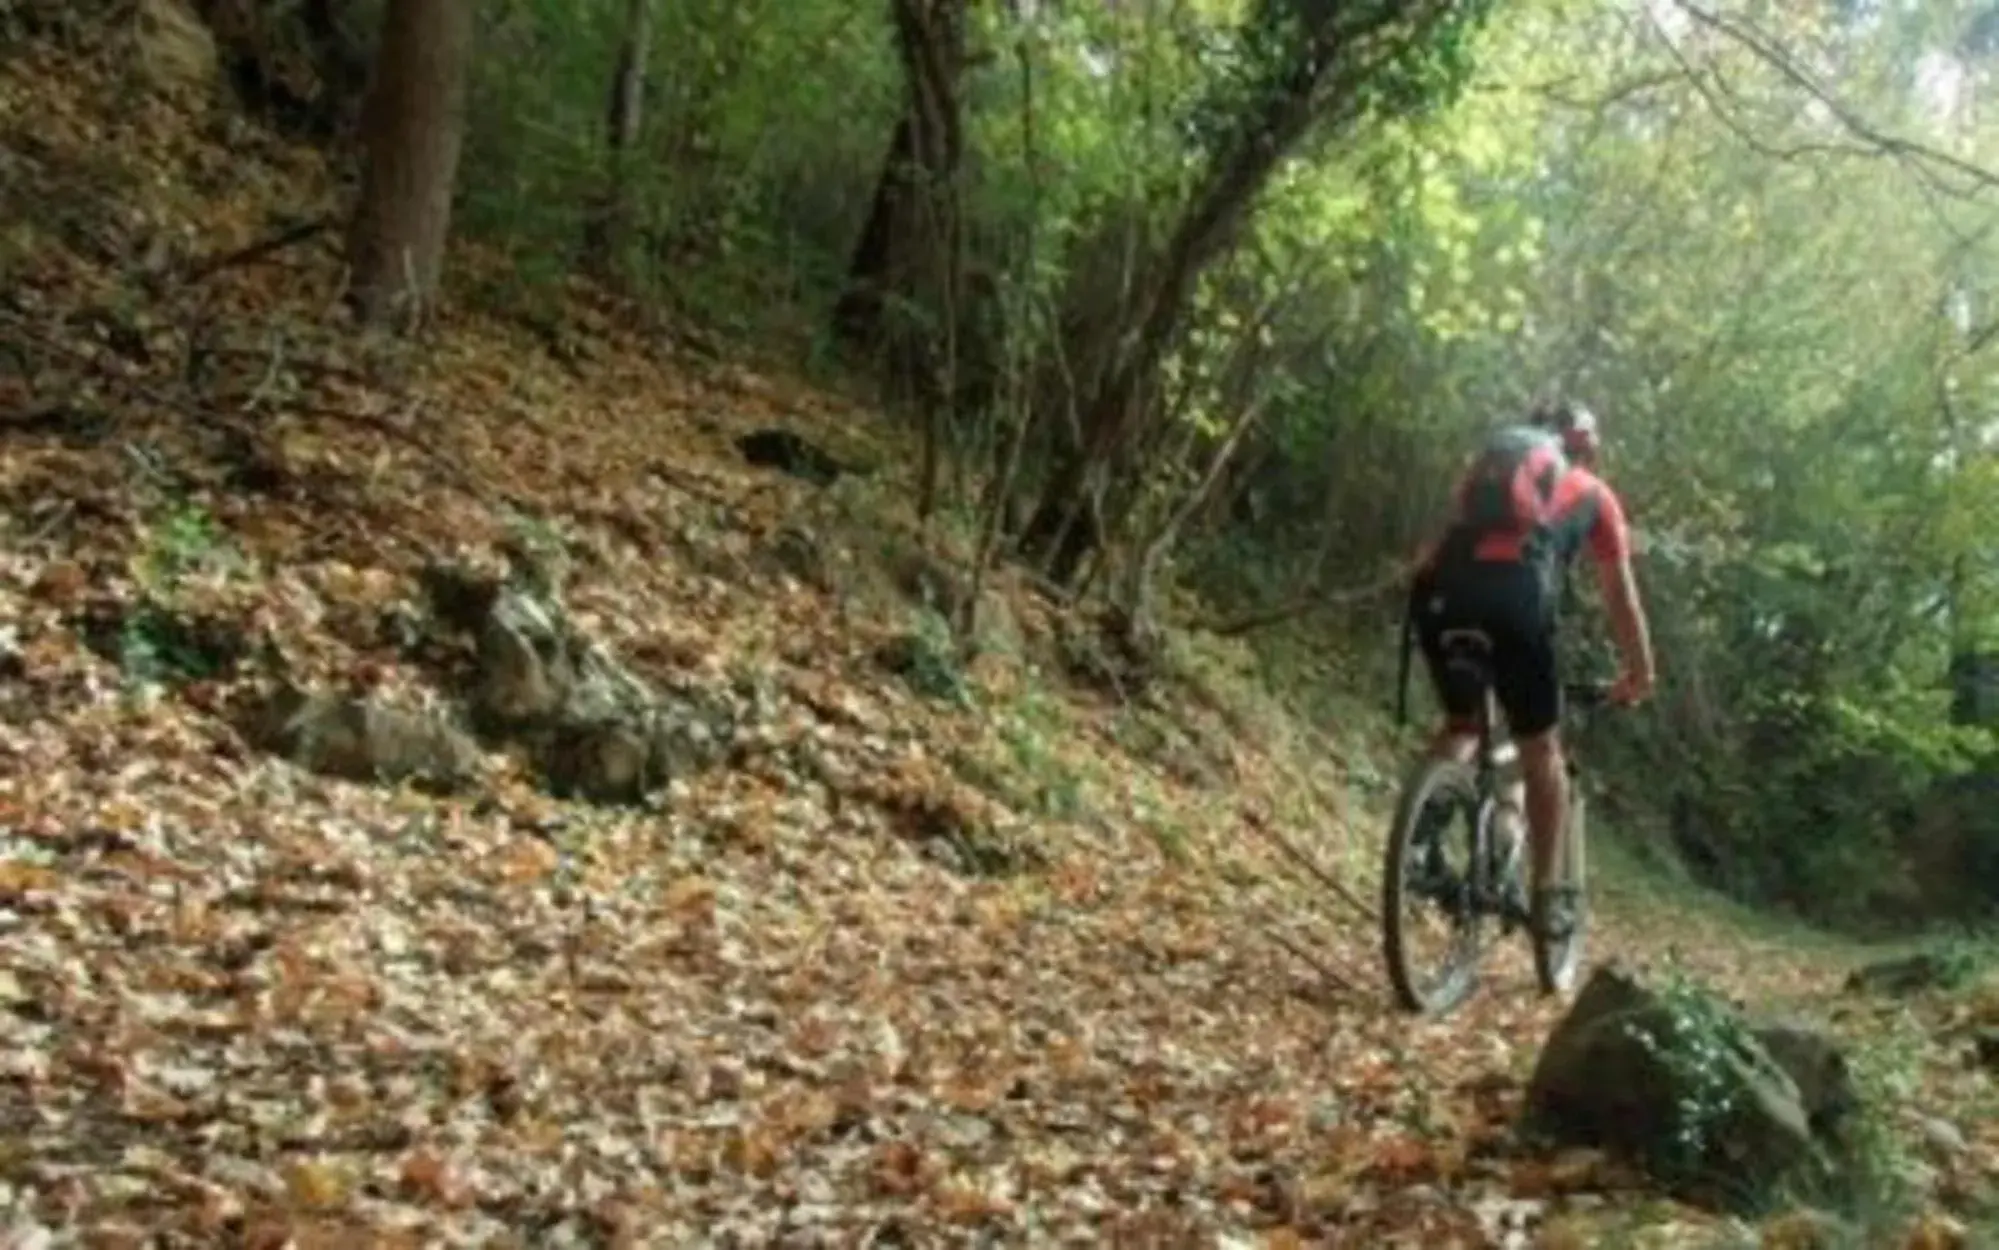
[
  {"x1": 831, "y1": 0, "x2": 973, "y2": 416},
  {"x1": 1018, "y1": 0, "x2": 1474, "y2": 588},
  {"x1": 832, "y1": 116, "x2": 918, "y2": 349},
  {"x1": 583, "y1": 0, "x2": 655, "y2": 276},
  {"x1": 1018, "y1": 114, "x2": 1320, "y2": 584},
  {"x1": 345, "y1": 0, "x2": 475, "y2": 330},
  {"x1": 302, "y1": 0, "x2": 371, "y2": 138},
  {"x1": 1123, "y1": 387, "x2": 1275, "y2": 631}
]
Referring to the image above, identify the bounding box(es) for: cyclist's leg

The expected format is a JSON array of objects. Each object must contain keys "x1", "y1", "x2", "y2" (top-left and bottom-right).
[
  {"x1": 1488, "y1": 578, "x2": 1567, "y2": 913},
  {"x1": 1413, "y1": 574, "x2": 1484, "y2": 763}
]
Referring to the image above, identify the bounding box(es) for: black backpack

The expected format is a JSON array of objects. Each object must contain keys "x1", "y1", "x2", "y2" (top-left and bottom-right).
[{"x1": 1457, "y1": 425, "x2": 1568, "y2": 538}]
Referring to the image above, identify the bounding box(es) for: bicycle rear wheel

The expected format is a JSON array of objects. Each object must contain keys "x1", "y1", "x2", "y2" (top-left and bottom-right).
[
  {"x1": 1531, "y1": 787, "x2": 1587, "y2": 995},
  {"x1": 1382, "y1": 755, "x2": 1487, "y2": 1014}
]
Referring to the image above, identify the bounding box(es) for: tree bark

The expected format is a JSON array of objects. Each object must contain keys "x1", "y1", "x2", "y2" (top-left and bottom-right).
[
  {"x1": 1123, "y1": 387, "x2": 1275, "y2": 630},
  {"x1": 833, "y1": 116, "x2": 918, "y2": 349},
  {"x1": 832, "y1": 0, "x2": 973, "y2": 401},
  {"x1": 345, "y1": 0, "x2": 476, "y2": 330},
  {"x1": 583, "y1": 0, "x2": 655, "y2": 275},
  {"x1": 1018, "y1": 0, "x2": 1473, "y2": 588},
  {"x1": 1018, "y1": 98, "x2": 1324, "y2": 584}
]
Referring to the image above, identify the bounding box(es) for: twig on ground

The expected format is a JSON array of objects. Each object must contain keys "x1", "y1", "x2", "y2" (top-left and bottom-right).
[
  {"x1": 181, "y1": 214, "x2": 338, "y2": 284},
  {"x1": 1243, "y1": 814, "x2": 1377, "y2": 925},
  {"x1": 1260, "y1": 921, "x2": 1358, "y2": 994}
]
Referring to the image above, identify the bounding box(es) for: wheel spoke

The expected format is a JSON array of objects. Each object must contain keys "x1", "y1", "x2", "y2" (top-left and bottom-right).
[{"x1": 1381, "y1": 759, "x2": 1492, "y2": 1016}]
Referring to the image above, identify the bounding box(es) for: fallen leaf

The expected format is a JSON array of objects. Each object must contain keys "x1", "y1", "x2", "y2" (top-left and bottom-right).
[
  {"x1": 397, "y1": 1148, "x2": 472, "y2": 1207},
  {"x1": 1901, "y1": 1212, "x2": 1970, "y2": 1250},
  {"x1": 282, "y1": 1159, "x2": 347, "y2": 1211},
  {"x1": 0, "y1": 860, "x2": 59, "y2": 895}
]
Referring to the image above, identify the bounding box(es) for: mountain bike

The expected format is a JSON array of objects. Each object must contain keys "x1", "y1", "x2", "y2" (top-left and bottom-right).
[{"x1": 1380, "y1": 626, "x2": 1614, "y2": 1015}]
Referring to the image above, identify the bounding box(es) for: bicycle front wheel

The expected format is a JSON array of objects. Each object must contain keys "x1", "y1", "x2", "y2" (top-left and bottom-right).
[
  {"x1": 1531, "y1": 787, "x2": 1587, "y2": 995},
  {"x1": 1382, "y1": 755, "x2": 1486, "y2": 1015}
]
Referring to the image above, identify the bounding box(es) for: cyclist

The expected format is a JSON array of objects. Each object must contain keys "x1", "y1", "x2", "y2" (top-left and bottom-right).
[{"x1": 1405, "y1": 398, "x2": 1657, "y2": 950}]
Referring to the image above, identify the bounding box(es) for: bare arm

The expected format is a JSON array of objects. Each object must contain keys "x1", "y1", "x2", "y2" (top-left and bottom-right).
[{"x1": 1594, "y1": 555, "x2": 1656, "y2": 692}]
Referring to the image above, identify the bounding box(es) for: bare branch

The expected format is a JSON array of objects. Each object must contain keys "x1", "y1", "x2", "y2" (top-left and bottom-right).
[{"x1": 1670, "y1": 0, "x2": 1999, "y2": 200}]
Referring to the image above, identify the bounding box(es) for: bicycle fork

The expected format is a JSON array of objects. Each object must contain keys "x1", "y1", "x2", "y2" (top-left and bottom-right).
[{"x1": 1476, "y1": 696, "x2": 1531, "y2": 931}]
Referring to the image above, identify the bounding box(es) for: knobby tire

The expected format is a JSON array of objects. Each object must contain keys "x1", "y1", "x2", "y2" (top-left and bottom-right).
[{"x1": 1381, "y1": 754, "x2": 1482, "y2": 1015}]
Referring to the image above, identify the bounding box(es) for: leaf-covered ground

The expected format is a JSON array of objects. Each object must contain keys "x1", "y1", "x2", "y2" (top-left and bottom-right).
[{"x1": 3, "y1": 20, "x2": 1999, "y2": 1250}]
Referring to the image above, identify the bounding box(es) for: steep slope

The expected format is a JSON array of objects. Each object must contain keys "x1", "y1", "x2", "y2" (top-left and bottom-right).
[{"x1": 3, "y1": 16, "x2": 1996, "y2": 1249}]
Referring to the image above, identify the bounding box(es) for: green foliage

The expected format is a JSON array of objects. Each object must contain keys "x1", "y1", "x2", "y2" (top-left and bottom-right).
[
  {"x1": 998, "y1": 679, "x2": 1085, "y2": 818},
  {"x1": 459, "y1": 0, "x2": 898, "y2": 318},
  {"x1": 133, "y1": 500, "x2": 231, "y2": 595},
  {"x1": 434, "y1": 0, "x2": 1999, "y2": 923},
  {"x1": 1834, "y1": 1011, "x2": 1939, "y2": 1223},
  {"x1": 108, "y1": 500, "x2": 250, "y2": 692},
  {"x1": 881, "y1": 606, "x2": 972, "y2": 706},
  {"x1": 1619, "y1": 972, "x2": 1757, "y2": 1182}
]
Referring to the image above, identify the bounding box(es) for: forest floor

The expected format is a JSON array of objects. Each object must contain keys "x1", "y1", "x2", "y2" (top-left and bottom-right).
[{"x1": 4, "y1": 16, "x2": 1999, "y2": 1250}]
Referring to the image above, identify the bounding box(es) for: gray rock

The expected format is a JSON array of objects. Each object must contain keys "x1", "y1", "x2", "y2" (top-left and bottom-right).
[
  {"x1": 240, "y1": 682, "x2": 479, "y2": 792},
  {"x1": 421, "y1": 556, "x2": 733, "y2": 807},
  {"x1": 1753, "y1": 1019, "x2": 1860, "y2": 1142},
  {"x1": 1522, "y1": 962, "x2": 1859, "y2": 1215},
  {"x1": 1919, "y1": 1116, "x2": 1968, "y2": 1162}
]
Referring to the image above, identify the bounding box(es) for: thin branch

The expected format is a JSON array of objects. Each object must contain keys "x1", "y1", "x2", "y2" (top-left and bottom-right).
[
  {"x1": 1474, "y1": 68, "x2": 1683, "y2": 113},
  {"x1": 1195, "y1": 563, "x2": 1404, "y2": 637},
  {"x1": 960, "y1": 20, "x2": 1040, "y2": 644},
  {"x1": 180, "y1": 215, "x2": 337, "y2": 284},
  {"x1": 1240, "y1": 814, "x2": 1377, "y2": 926},
  {"x1": 1671, "y1": 0, "x2": 1999, "y2": 200},
  {"x1": 1259, "y1": 921, "x2": 1358, "y2": 994},
  {"x1": 1644, "y1": 15, "x2": 1875, "y2": 166}
]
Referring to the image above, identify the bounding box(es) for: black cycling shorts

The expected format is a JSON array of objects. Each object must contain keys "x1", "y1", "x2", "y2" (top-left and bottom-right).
[{"x1": 1412, "y1": 557, "x2": 1560, "y2": 739}]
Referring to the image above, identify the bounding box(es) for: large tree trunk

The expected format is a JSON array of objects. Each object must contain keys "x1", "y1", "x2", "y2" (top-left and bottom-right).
[
  {"x1": 345, "y1": 0, "x2": 475, "y2": 330},
  {"x1": 832, "y1": 0, "x2": 973, "y2": 412},
  {"x1": 832, "y1": 115, "x2": 919, "y2": 350},
  {"x1": 830, "y1": 0, "x2": 979, "y2": 520},
  {"x1": 583, "y1": 0, "x2": 655, "y2": 276}
]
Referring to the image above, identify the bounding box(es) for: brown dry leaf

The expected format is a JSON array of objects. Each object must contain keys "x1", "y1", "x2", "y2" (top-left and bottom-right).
[
  {"x1": 654, "y1": 1129, "x2": 711, "y2": 1180},
  {"x1": 1535, "y1": 1217, "x2": 1593, "y2": 1250},
  {"x1": 238, "y1": 1213, "x2": 299, "y2": 1250},
  {"x1": 30, "y1": 559, "x2": 89, "y2": 606},
  {"x1": 1513, "y1": 1147, "x2": 1612, "y2": 1199},
  {"x1": 933, "y1": 1175, "x2": 1013, "y2": 1224},
  {"x1": 661, "y1": 873, "x2": 717, "y2": 919},
  {"x1": 1900, "y1": 1212, "x2": 1970, "y2": 1250},
  {"x1": 496, "y1": 837, "x2": 559, "y2": 885},
  {"x1": 397, "y1": 1148, "x2": 472, "y2": 1208},
  {"x1": 871, "y1": 1140, "x2": 931, "y2": 1196},
  {"x1": 0, "y1": 861, "x2": 60, "y2": 894},
  {"x1": 1759, "y1": 1209, "x2": 1843, "y2": 1250},
  {"x1": 720, "y1": 1127, "x2": 782, "y2": 1179},
  {"x1": 281, "y1": 1159, "x2": 348, "y2": 1211},
  {"x1": 1366, "y1": 1133, "x2": 1439, "y2": 1183},
  {"x1": 777, "y1": 1088, "x2": 840, "y2": 1139}
]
